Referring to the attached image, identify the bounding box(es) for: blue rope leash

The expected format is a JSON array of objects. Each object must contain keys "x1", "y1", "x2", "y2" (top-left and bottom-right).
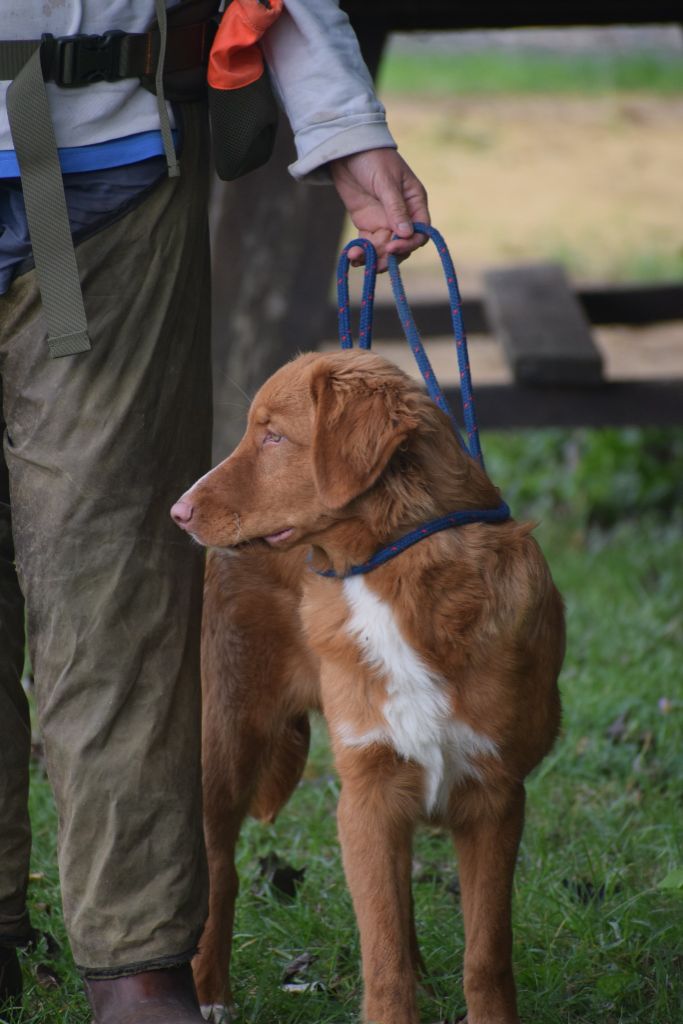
[
  {"x1": 337, "y1": 224, "x2": 483, "y2": 466},
  {"x1": 315, "y1": 501, "x2": 511, "y2": 579},
  {"x1": 337, "y1": 237, "x2": 377, "y2": 351},
  {"x1": 388, "y1": 222, "x2": 483, "y2": 467},
  {"x1": 320, "y1": 224, "x2": 510, "y2": 581}
]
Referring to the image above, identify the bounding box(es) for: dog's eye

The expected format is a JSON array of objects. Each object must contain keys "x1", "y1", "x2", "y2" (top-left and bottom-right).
[{"x1": 263, "y1": 431, "x2": 283, "y2": 445}]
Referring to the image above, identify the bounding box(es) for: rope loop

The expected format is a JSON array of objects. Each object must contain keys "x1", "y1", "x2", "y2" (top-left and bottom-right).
[
  {"x1": 336, "y1": 237, "x2": 377, "y2": 350},
  {"x1": 388, "y1": 222, "x2": 483, "y2": 467},
  {"x1": 336, "y1": 224, "x2": 484, "y2": 469}
]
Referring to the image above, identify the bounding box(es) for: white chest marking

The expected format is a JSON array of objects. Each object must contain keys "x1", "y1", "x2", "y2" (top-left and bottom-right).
[{"x1": 339, "y1": 576, "x2": 498, "y2": 813}]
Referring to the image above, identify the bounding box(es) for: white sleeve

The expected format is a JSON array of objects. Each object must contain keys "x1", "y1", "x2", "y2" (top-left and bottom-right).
[{"x1": 260, "y1": 0, "x2": 397, "y2": 182}]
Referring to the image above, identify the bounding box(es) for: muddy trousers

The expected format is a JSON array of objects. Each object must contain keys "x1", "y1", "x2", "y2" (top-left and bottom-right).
[{"x1": 0, "y1": 104, "x2": 212, "y2": 976}]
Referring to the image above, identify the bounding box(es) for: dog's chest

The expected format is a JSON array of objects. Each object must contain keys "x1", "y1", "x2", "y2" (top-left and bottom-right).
[{"x1": 335, "y1": 576, "x2": 497, "y2": 814}]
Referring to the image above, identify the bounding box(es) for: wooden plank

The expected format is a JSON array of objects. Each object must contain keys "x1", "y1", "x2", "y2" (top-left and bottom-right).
[
  {"x1": 342, "y1": 1, "x2": 681, "y2": 30},
  {"x1": 483, "y1": 263, "x2": 604, "y2": 386},
  {"x1": 580, "y1": 283, "x2": 683, "y2": 325},
  {"x1": 323, "y1": 282, "x2": 683, "y2": 340},
  {"x1": 323, "y1": 297, "x2": 490, "y2": 341},
  {"x1": 444, "y1": 381, "x2": 683, "y2": 428}
]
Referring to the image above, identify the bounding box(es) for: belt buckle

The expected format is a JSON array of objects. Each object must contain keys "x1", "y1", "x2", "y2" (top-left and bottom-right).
[{"x1": 47, "y1": 30, "x2": 126, "y2": 87}]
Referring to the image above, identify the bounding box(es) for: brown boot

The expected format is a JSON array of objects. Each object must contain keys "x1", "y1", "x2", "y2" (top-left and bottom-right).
[{"x1": 84, "y1": 963, "x2": 207, "y2": 1023}]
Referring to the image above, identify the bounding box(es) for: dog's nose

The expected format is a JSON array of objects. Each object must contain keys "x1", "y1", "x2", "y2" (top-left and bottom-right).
[{"x1": 170, "y1": 498, "x2": 194, "y2": 528}]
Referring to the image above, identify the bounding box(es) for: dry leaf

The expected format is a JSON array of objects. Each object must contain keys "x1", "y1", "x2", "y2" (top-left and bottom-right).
[
  {"x1": 35, "y1": 962, "x2": 61, "y2": 989},
  {"x1": 282, "y1": 951, "x2": 317, "y2": 982}
]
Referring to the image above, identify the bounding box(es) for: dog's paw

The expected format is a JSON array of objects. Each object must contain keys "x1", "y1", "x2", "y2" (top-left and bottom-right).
[{"x1": 200, "y1": 1003, "x2": 236, "y2": 1022}]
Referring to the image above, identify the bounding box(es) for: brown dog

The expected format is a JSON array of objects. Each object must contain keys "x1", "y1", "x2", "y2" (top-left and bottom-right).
[{"x1": 171, "y1": 349, "x2": 565, "y2": 1024}]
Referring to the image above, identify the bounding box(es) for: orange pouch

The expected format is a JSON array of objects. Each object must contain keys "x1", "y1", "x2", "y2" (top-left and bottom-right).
[{"x1": 208, "y1": 0, "x2": 283, "y2": 180}]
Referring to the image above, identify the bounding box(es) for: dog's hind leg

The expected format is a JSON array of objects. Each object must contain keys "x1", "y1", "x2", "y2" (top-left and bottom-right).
[
  {"x1": 194, "y1": 550, "x2": 316, "y2": 1014},
  {"x1": 451, "y1": 785, "x2": 525, "y2": 1024},
  {"x1": 193, "y1": 695, "x2": 255, "y2": 1019},
  {"x1": 192, "y1": 552, "x2": 274, "y2": 1016},
  {"x1": 195, "y1": 815, "x2": 242, "y2": 1021},
  {"x1": 194, "y1": 710, "x2": 310, "y2": 1017}
]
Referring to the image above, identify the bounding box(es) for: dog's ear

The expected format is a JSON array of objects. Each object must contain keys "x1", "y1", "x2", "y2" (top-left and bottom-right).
[{"x1": 310, "y1": 365, "x2": 418, "y2": 510}]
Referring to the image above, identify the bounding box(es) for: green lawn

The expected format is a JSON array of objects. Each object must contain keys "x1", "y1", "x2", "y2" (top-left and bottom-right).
[
  {"x1": 10, "y1": 430, "x2": 683, "y2": 1024},
  {"x1": 379, "y1": 51, "x2": 683, "y2": 96}
]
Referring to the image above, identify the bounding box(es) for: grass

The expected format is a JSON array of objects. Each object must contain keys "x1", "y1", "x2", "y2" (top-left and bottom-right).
[
  {"x1": 543, "y1": 245, "x2": 683, "y2": 287},
  {"x1": 9, "y1": 432, "x2": 683, "y2": 1024},
  {"x1": 378, "y1": 51, "x2": 683, "y2": 96}
]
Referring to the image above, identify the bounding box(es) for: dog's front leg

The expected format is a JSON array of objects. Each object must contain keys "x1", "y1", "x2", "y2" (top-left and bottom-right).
[
  {"x1": 336, "y1": 767, "x2": 419, "y2": 1024},
  {"x1": 452, "y1": 785, "x2": 525, "y2": 1024}
]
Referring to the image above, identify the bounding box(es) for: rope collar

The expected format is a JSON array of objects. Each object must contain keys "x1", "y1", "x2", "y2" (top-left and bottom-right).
[
  {"x1": 312, "y1": 501, "x2": 511, "y2": 580},
  {"x1": 314, "y1": 223, "x2": 510, "y2": 580}
]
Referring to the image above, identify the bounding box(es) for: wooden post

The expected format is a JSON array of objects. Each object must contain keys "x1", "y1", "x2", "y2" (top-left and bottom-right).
[{"x1": 209, "y1": 24, "x2": 387, "y2": 454}]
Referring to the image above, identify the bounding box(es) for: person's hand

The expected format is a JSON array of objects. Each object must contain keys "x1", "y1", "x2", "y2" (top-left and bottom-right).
[{"x1": 329, "y1": 148, "x2": 430, "y2": 271}]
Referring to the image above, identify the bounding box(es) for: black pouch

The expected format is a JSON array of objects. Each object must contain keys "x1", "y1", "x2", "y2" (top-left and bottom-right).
[
  {"x1": 209, "y1": 64, "x2": 278, "y2": 180},
  {"x1": 207, "y1": 0, "x2": 282, "y2": 180}
]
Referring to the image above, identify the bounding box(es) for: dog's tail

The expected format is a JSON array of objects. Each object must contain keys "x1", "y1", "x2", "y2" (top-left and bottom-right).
[{"x1": 249, "y1": 714, "x2": 311, "y2": 823}]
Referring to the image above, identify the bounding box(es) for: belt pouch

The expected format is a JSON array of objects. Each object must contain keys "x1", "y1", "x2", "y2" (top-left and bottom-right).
[{"x1": 207, "y1": 0, "x2": 282, "y2": 180}]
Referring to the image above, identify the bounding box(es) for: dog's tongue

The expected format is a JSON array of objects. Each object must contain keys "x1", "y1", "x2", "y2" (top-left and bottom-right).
[{"x1": 265, "y1": 528, "x2": 294, "y2": 545}]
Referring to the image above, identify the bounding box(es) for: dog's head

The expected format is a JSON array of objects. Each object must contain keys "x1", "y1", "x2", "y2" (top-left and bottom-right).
[
  {"x1": 171, "y1": 350, "x2": 496, "y2": 552},
  {"x1": 171, "y1": 350, "x2": 421, "y2": 549}
]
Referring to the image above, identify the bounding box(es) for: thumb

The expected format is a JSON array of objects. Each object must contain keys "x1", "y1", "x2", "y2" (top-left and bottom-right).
[{"x1": 377, "y1": 176, "x2": 413, "y2": 238}]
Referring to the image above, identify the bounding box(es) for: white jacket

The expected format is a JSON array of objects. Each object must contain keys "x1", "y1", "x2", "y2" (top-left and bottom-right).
[{"x1": 0, "y1": 0, "x2": 395, "y2": 179}]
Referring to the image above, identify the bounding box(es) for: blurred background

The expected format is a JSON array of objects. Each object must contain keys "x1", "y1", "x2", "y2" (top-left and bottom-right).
[
  {"x1": 22, "y1": 13, "x2": 683, "y2": 1023},
  {"x1": 208, "y1": 10, "x2": 683, "y2": 531},
  {"x1": 209, "y1": 12, "x2": 683, "y2": 458}
]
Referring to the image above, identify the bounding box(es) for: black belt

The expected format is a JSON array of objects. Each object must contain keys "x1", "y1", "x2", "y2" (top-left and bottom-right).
[{"x1": 0, "y1": 21, "x2": 214, "y2": 88}]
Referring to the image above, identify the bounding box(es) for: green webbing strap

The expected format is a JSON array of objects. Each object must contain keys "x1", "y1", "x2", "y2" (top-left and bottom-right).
[
  {"x1": 0, "y1": 41, "x2": 40, "y2": 78},
  {"x1": 4, "y1": 8, "x2": 177, "y2": 358},
  {"x1": 6, "y1": 45, "x2": 92, "y2": 357},
  {"x1": 154, "y1": 0, "x2": 180, "y2": 178}
]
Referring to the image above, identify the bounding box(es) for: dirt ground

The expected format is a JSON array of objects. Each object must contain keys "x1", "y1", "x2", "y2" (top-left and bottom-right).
[
  {"x1": 334, "y1": 93, "x2": 683, "y2": 383},
  {"x1": 382, "y1": 93, "x2": 683, "y2": 290}
]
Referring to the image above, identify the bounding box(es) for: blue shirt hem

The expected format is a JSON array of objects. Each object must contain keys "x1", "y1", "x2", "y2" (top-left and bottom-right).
[{"x1": 0, "y1": 130, "x2": 176, "y2": 177}]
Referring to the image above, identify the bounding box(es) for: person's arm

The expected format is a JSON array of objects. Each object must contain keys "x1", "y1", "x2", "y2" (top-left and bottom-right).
[{"x1": 261, "y1": 0, "x2": 429, "y2": 268}]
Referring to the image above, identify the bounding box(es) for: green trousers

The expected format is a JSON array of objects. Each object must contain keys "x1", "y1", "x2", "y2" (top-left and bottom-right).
[{"x1": 0, "y1": 103, "x2": 212, "y2": 976}]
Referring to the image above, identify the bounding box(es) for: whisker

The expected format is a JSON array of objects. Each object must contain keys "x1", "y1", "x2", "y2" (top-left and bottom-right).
[{"x1": 219, "y1": 374, "x2": 253, "y2": 405}]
